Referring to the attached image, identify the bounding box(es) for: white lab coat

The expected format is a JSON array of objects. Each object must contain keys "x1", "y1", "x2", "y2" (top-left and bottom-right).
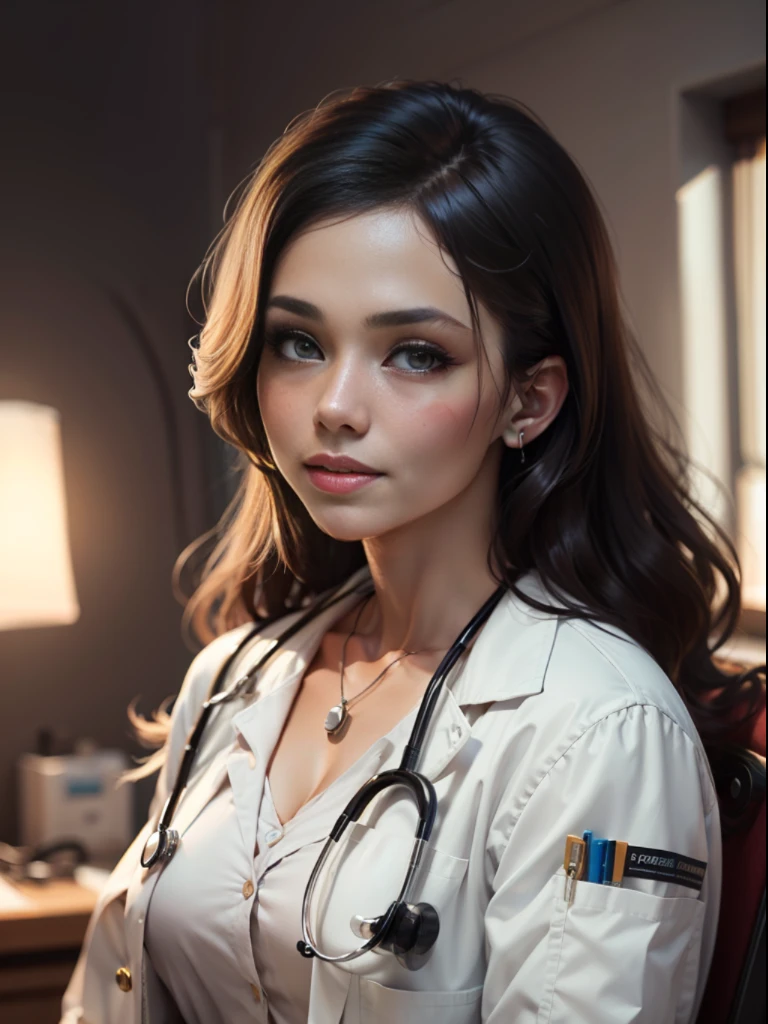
[{"x1": 60, "y1": 567, "x2": 720, "y2": 1023}]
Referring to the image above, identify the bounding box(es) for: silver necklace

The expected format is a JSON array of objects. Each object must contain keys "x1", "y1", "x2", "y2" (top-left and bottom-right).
[{"x1": 324, "y1": 595, "x2": 418, "y2": 735}]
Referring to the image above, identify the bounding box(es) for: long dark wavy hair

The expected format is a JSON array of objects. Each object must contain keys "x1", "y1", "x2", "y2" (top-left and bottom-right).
[{"x1": 128, "y1": 78, "x2": 764, "y2": 776}]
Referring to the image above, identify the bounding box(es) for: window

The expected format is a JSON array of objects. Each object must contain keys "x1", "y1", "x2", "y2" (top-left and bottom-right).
[
  {"x1": 677, "y1": 83, "x2": 766, "y2": 644},
  {"x1": 728, "y1": 92, "x2": 765, "y2": 633}
]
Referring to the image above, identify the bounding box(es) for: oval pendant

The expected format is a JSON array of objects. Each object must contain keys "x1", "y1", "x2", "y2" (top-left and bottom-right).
[{"x1": 325, "y1": 703, "x2": 346, "y2": 734}]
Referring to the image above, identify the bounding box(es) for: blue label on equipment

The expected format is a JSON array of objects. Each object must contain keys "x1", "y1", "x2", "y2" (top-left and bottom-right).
[{"x1": 67, "y1": 778, "x2": 103, "y2": 796}]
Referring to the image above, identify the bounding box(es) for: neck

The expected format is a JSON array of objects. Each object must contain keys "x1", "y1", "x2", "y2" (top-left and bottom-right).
[{"x1": 354, "y1": 468, "x2": 503, "y2": 660}]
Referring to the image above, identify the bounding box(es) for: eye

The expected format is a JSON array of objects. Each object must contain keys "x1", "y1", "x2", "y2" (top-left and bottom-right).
[
  {"x1": 265, "y1": 328, "x2": 322, "y2": 362},
  {"x1": 388, "y1": 342, "x2": 455, "y2": 375},
  {"x1": 263, "y1": 328, "x2": 456, "y2": 375}
]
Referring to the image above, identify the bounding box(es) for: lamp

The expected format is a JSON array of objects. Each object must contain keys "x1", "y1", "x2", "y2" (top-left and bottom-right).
[{"x1": 0, "y1": 401, "x2": 80, "y2": 630}]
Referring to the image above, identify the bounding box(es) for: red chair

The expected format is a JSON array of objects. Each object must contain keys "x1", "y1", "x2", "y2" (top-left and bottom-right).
[{"x1": 697, "y1": 666, "x2": 766, "y2": 1024}]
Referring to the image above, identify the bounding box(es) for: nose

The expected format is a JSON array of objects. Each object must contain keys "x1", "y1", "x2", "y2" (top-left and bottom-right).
[{"x1": 313, "y1": 354, "x2": 371, "y2": 435}]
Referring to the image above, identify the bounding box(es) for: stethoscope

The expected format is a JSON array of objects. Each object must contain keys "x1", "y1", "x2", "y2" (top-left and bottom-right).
[{"x1": 141, "y1": 575, "x2": 507, "y2": 968}]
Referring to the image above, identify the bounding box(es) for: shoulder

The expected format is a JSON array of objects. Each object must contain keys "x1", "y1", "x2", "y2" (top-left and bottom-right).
[
  {"x1": 175, "y1": 624, "x2": 255, "y2": 712},
  {"x1": 475, "y1": 581, "x2": 717, "y2": 816},
  {"x1": 480, "y1": 610, "x2": 720, "y2": 847},
  {"x1": 169, "y1": 601, "x2": 313, "y2": 730},
  {"x1": 518, "y1": 614, "x2": 717, "y2": 816},
  {"x1": 479, "y1": 575, "x2": 703, "y2": 750},
  {"x1": 546, "y1": 615, "x2": 701, "y2": 747},
  {"x1": 163, "y1": 623, "x2": 258, "y2": 757}
]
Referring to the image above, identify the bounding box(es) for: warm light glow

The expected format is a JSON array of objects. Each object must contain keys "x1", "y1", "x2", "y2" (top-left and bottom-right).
[
  {"x1": 676, "y1": 144, "x2": 767, "y2": 618},
  {"x1": 0, "y1": 401, "x2": 80, "y2": 629},
  {"x1": 737, "y1": 466, "x2": 766, "y2": 612},
  {"x1": 733, "y1": 143, "x2": 766, "y2": 613},
  {"x1": 676, "y1": 165, "x2": 731, "y2": 528}
]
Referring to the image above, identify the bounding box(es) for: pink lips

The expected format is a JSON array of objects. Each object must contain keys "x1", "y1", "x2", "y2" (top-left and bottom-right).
[{"x1": 304, "y1": 453, "x2": 383, "y2": 494}]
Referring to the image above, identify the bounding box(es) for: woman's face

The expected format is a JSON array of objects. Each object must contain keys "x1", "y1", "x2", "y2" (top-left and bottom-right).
[{"x1": 256, "y1": 208, "x2": 514, "y2": 543}]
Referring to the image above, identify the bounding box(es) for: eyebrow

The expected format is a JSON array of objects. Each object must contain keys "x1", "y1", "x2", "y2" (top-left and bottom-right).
[{"x1": 265, "y1": 295, "x2": 472, "y2": 333}]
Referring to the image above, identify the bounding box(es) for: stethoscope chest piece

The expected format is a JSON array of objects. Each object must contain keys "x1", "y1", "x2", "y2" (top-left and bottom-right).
[
  {"x1": 350, "y1": 899, "x2": 441, "y2": 969},
  {"x1": 141, "y1": 827, "x2": 180, "y2": 869}
]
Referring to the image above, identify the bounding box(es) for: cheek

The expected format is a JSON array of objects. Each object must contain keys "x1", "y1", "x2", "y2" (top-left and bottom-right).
[
  {"x1": 258, "y1": 377, "x2": 301, "y2": 442},
  {"x1": 406, "y1": 397, "x2": 481, "y2": 457}
]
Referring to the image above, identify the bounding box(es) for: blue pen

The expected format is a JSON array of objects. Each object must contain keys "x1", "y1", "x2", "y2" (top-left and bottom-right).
[
  {"x1": 588, "y1": 838, "x2": 607, "y2": 883},
  {"x1": 582, "y1": 830, "x2": 593, "y2": 866},
  {"x1": 601, "y1": 840, "x2": 616, "y2": 885}
]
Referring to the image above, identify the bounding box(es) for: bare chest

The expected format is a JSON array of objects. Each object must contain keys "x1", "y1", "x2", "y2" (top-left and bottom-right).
[{"x1": 266, "y1": 649, "x2": 434, "y2": 828}]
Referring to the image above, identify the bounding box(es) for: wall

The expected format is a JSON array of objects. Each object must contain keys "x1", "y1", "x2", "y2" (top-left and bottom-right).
[
  {"x1": 453, "y1": 0, "x2": 764, "y2": 501},
  {"x1": 0, "y1": 1, "x2": 220, "y2": 839}
]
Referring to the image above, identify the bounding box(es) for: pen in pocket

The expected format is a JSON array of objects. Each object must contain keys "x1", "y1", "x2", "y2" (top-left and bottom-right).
[
  {"x1": 587, "y1": 838, "x2": 607, "y2": 883},
  {"x1": 563, "y1": 831, "x2": 627, "y2": 895},
  {"x1": 600, "y1": 840, "x2": 616, "y2": 884},
  {"x1": 563, "y1": 834, "x2": 586, "y2": 903},
  {"x1": 610, "y1": 841, "x2": 627, "y2": 887},
  {"x1": 582, "y1": 830, "x2": 593, "y2": 866}
]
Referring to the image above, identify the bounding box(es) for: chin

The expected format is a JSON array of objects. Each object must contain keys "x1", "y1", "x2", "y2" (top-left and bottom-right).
[
  {"x1": 304, "y1": 507, "x2": 395, "y2": 544},
  {"x1": 309, "y1": 517, "x2": 379, "y2": 544}
]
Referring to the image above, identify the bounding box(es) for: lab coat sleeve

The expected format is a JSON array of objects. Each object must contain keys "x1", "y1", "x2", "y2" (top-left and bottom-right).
[
  {"x1": 59, "y1": 629, "x2": 248, "y2": 1024},
  {"x1": 482, "y1": 703, "x2": 716, "y2": 1024}
]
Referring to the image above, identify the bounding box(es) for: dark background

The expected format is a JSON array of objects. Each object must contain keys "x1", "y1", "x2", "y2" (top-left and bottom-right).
[{"x1": 0, "y1": 0, "x2": 764, "y2": 841}]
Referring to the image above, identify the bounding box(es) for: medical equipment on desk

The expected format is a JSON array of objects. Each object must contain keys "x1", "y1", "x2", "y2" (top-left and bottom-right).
[
  {"x1": 140, "y1": 576, "x2": 507, "y2": 970},
  {"x1": 19, "y1": 741, "x2": 132, "y2": 864}
]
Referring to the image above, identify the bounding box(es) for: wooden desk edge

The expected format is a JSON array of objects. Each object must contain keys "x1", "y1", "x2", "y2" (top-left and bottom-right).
[{"x1": 0, "y1": 880, "x2": 99, "y2": 956}]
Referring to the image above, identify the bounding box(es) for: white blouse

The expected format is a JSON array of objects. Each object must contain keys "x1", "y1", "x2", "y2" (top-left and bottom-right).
[{"x1": 144, "y1": 690, "x2": 423, "y2": 1024}]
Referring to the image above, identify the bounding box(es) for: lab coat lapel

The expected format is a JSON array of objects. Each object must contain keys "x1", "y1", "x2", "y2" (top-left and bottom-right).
[
  {"x1": 169, "y1": 693, "x2": 249, "y2": 840},
  {"x1": 173, "y1": 745, "x2": 232, "y2": 838},
  {"x1": 448, "y1": 572, "x2": 560, "y2": 706},
  {"x1": 225, "y1": 580, "x2": 373, "y2": 857},
  {"x1": 227, "y1": 671, "x2": 305, "y2": 857},
  {"x1": 406, "y1": 684, "x2": 474, "y2": 784},
  {"x1": 404, "y1": 576, "x2": 561, "y2": 783},
  {"x1": 121, "y1": 741, "x2": 237, "y2": 1024}
]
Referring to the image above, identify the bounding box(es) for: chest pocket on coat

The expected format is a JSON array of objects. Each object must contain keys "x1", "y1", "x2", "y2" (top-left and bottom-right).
[
  {"x1": 539, "y1": 867, "x2": 706, "y2": 1024},
  {"x1": 348, "y1": 977, "x2": 484, "y2": 1024},
  {"x1": 313, "y1": 820, "x2": 469, "y2": 973}
]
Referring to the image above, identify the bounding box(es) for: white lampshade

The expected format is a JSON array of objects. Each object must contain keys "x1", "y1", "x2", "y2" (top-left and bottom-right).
[{"x1": 0, "y1": 401, "x2": 80, "y2": 629}]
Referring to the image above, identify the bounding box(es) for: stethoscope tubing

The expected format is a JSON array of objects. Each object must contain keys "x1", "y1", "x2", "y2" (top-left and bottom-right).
[
  {"x1": 400, "y1": 584, "x2": 507, "y2": 773},
  {"x1": 143, "y1": 577, "x2": 376, "y2": 866},
  {"x1": 298, "y1": 582, "x2": 507, "y2": 962},
  {"x1": 142, "y1": 570, "x2": 508, "y2": 966},
  {"x1": 301, "y1": 817, "x2": 431, "y2": 963}
]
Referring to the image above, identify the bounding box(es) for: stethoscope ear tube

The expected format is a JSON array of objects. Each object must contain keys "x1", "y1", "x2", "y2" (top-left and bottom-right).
[
  {"x1": 401, "y1": 584, "x2": 506, "y2": 773},
  {"x1": 140, "y1": 577, "x2": 376, "y2": 872}
]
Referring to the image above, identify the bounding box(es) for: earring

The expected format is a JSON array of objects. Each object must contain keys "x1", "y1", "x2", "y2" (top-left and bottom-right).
[{"x1": 519, "y1": 429, "x2": 525, "y2": 464}]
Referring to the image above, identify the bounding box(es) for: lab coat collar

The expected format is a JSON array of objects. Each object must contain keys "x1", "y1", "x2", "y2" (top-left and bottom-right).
[
  {"x1": 450, "y1": 568, "x2": 560, "y2": 705},
  {"x1": 230, "y1": 564, "x2": 560, "y2": 799},
  {"x1": 236, "y1": 562, "x2": 559, "y2": 715},
  {"x1": 298, "y1": 563, "x2": 561, "y2": 705}
]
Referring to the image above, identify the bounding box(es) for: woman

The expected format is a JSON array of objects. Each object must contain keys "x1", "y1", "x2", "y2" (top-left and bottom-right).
[{"x1": 62, "y1": 80, "x2": 764, "y2": 1024}]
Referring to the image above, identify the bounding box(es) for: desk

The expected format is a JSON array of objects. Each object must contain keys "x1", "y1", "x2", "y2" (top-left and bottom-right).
[{"x1": 0, "y1": 878, "x2": 98, "y2": 1024}]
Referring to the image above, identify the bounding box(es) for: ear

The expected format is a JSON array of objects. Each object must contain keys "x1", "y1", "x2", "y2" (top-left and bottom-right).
[{"x1": 500, "y1": 356, "x2": 569, "y2": 449}]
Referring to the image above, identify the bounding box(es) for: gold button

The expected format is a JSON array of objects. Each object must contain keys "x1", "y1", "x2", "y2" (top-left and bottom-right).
[
  {"x1": 115, "y1": 966, "x2": 132, "y2": 992},
  {"x1": 250, "y1": 983, "x2": 262, "y2": 1002},
  {"x1": 242, "y1": 879, "x2": 255, "y2": 899}
]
